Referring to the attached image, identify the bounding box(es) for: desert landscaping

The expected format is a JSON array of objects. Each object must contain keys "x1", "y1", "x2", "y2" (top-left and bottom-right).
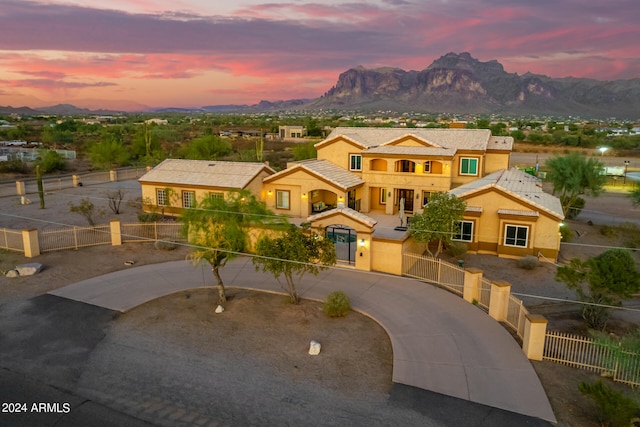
[{"x1": 0, "y1": 165, "x2": 639, "y2": 426}]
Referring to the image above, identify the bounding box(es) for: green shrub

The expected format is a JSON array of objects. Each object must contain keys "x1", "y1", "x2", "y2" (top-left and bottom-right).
[
  {"x1": 517, "y1": 255, "x2": 539, "y2": 270},
  {"x1": 578, "y1": 380, "x2": 639, "y2": 427},
  {"x1": 323, "y1": 291, "x2": 351, "y2": 318},
  {"x1": 154, "y1": 240, "x2": 177, "y2": 251},
  {"x1": 559, "y1": 224, "x2": 573, "y2": 242},
  {"x1": 138, "y1": 212, "x2": 163, "y2": 222},
  {"x1": 619, "y1": 222, "x2": 640, "y2": 248},
  {"x1": 600, "y1": 225, "x2": 618, "y2": 238},
  {"x1": 446, "y1": 241, "x2": 467, "y2": 259}
]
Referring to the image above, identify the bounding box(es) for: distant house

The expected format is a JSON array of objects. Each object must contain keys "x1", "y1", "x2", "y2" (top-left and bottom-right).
[
  {"x1": 144, "y1": 118, "x2": 168, "y2": 125},
  {"x1": 279, "y1": 125, "x2": 306, "y2": 140},
  {"x1": 138, "y1": 159, "x2": 275, "y2": 215}
]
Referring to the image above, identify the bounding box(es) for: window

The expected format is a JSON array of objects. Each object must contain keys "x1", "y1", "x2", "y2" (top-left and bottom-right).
[
  {"x1": 210, "y1": 192, "x2": 223, "y2": 201},
  {"x1": 182, "y1": 191, "x2": 195, "y2": 208},
  {"x1": 276, "y1": 190, "x2": 290, "y2": 209},
  {"x1": 422, "y1": 191, "x2": 431, "y2": 207},
  {"x1": 156, "y1": 188, "x2": 167, "y2": 206},
  {"x1": 423, "y1": 161, "x2": 431, "y2": 173},
  {"x1": 349, "y1": 154, "x2": 362, "y2": 171},
  {"x1": 460, "y1": 157, "x2": 478, "y2": 175},
  {"x1": 396, "y1": 160, "x2": 415, "y2": 173},
  {"x1": 380, "y1": 188, "x2": 387, "y2": 204},
  {"x1": 453, "y1": 221, "x2": 474, "y2": 242},
  {"x1": 504, "y1": 224, "x2": 529, "y2": 247}
]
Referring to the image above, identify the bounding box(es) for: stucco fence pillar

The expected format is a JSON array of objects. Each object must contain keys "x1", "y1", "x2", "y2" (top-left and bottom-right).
[
  {"x1": 110, "y1": 170, "x2": 118, "y2": 182},
  {"x1": 488, "y1": 280, "x2": 511, "y2": 322},
  {"x1": 463, "y1": 267, "x2": 483, "y2": 303},
  {"x1": 16, "y1": 180, "x2": 26, "y2": 196},
  {"x1": 110, "y1": 220, "x2": 122, "y2": 246},
  {"x1": 522, "y1": 314, "x2": 548, "y2": 361},
  {"x1": 22, "y1": 229, "x2": 40, "y2": 258}
]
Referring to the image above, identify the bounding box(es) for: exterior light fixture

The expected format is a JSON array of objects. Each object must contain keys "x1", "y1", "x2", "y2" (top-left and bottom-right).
[{"x1": 359, "y1": 238, "x2": 365, "y2": 247}]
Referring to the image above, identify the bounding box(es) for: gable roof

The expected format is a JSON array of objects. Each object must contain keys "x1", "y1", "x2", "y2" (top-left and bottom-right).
[
  {"x1": 263, "y1": 159, "x2": 364, "y2": 191},
  {"x1": 450, "y1": 168, "x2": 564, "y2": 219},
  {"x1": 307, "y1": 206, "x2": 377, "y2": 228},
  {"x1": 319, "y1": 127, "x2": 505, "y2": 151},
  {"x1": 138, "y1": 159, "x2": 275, "y2": 189}
]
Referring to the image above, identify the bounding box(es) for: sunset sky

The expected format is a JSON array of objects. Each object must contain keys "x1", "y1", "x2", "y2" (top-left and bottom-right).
[{"x1": 1, "y1": 0, "x2": 639, "y2": 111}]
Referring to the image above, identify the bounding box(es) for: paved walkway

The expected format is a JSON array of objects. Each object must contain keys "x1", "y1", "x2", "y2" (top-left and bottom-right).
[{"x1": 49, "y1": 257, "x2": 556, "y2": 423}]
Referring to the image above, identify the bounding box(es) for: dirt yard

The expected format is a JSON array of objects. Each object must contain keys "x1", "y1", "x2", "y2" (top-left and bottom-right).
[{"x1": 1, "y1": 177, "x2": 639, "y2": 426}]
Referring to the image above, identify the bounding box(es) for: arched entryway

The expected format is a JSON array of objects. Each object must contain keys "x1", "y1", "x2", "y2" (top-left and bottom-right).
[{"x1": 325, "y1": 224, "x2": 357, "y2": 264}]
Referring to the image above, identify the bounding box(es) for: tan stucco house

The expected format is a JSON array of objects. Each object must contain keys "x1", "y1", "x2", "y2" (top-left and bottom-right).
[{"x1": 139, "y1": 127, "x2": 564, "y2": 270}]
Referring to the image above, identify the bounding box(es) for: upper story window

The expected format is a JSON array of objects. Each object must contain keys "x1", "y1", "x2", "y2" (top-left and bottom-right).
[
  {"x1": 210, "y1": 192, "x2": 223, "y2": 201},
  {"x1": 423, "y1": 161, "x2": 431, "y2": 173},
  {"x1": 460, "y1": 157, "x2": 478, "y2": 176},
  {"x1": 395, "y1": 160, "x2": 416, "y2": 173},
  {"x1": 349, "y1": 154, "x2": 362, "y2": 171}
]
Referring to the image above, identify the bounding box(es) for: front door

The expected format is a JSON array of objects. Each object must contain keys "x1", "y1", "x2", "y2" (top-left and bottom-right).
[{"x1": 397, "y1": 189, "x2": 414, "y2": 212}]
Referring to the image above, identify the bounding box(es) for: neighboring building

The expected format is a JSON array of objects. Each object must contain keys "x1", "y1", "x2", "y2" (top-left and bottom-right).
[
  {"x1": 279, "y1": 125, "x2": 306, "y2": 139},
  {"x1": 138, "y1": 159, "x2": 275, "y2": 215},
  {"x1": 145, "y1": 118, "x2": 169, "y2": 125}
]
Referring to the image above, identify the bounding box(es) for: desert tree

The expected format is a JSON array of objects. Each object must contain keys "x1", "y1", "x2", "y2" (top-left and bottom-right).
[
  {"x1": 90, "y1": 136, "x2": 130, "y2": 169},
  {"x1": 409, "y1": 192, "x2": 467, "y2": 258},
  {"x1": 106, "y1": 187, "x2": 126, "y2": 214},
  {"x1": 69, "y1": 198, "x2": 104, "y2": 226},
  {"x1": 253, "y1": 224, "x2": 336, "y2": 304},
  {"x1": 181, "y1": 190, "x2": 285, "y2": 307},
  {"x1": 556, "y1": 249, "x2": 640, "y2": 330},
  {"x1": 545, "y1": 152, "x2": 606, "y2": 219}
]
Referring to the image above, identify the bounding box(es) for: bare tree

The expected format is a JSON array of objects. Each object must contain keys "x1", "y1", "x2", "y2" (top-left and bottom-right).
[{"x1": 106, "y1": 188, "x2": 126, "y2": 214}]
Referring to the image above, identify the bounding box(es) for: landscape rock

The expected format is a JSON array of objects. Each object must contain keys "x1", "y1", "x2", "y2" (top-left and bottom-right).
[
  {"x1": 215, "y1": 305, "x2": 224, "y2": 314},
  {"x1": 308, "y1": 340, "x2": 321, "y2": 355},
  {"x1": 5, "y1": 269, "x2": 19, "y2": 278},
  {"x1": 15, "y1": 263, "x2": 43, "y2": 276}
]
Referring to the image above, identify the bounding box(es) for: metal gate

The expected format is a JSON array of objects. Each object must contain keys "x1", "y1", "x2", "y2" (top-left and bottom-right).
[{"x1": 326, "y1": 224, "x2": 356, "y2": 264}]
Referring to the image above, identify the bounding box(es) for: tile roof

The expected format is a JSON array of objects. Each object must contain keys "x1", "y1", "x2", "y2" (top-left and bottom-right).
[
  {"x1": 138, "y1": 159, "x2": 274, "y2": 189},
  {"x1": 321, "y1": 127, "x2": 505, "y2": 151},
  {"x1": 363, "y1": 145, "x2": 456, "y2": 157},
  {"x1": 265, "y1": 159, "x2": 364, "y2": 190},
  {"x1": 307, "y1": 206, "x2": 377, "y2": 228},
  {"x1": 450, "y1": 168, "x2": 564, "y2": 219}
]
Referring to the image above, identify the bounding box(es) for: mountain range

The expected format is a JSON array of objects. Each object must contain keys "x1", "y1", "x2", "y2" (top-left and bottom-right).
[{"x1": 2, "y1": 53, "x2": 639, "y2": 119}]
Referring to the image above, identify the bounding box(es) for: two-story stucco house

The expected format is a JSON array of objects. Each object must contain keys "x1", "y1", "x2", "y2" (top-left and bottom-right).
[{"x1": 140, "y1": 127, "x2": 564, "y2": 269}]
